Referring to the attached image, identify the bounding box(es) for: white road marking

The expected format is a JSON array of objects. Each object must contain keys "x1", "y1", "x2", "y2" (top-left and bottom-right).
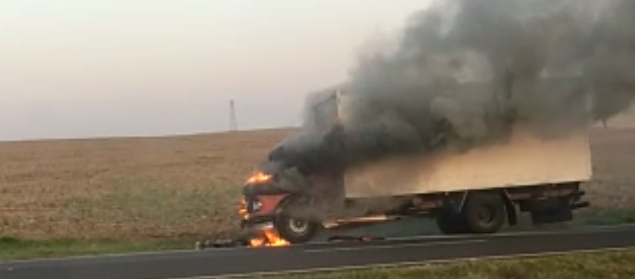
[
  {"x1": 376, "y1": 224, "x2": 635, "y2": 242},
  {"x1": 303, "y1": 239, "x2": 486, "y2": 253}
]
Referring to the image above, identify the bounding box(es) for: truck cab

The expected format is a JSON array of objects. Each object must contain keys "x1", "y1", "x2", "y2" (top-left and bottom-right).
[{"x1": 239, "y1": 89, "x2": 345, "y2": 244}]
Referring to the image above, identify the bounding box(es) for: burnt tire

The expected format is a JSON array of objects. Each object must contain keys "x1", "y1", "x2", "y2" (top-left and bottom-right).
[
  {"x1": 274, "y1": 197, "x2": 319, "y2": 244},
  {"x1": 461, "y1": 192, "x2": 506, "y2": 234}
]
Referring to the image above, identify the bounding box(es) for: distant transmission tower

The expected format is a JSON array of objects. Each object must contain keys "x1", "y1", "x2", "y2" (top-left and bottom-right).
[{"x1": 229, "y1": 99, "x2": 238, "y2": 132}]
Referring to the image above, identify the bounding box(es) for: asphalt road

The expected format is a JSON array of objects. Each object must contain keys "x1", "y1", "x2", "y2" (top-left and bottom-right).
[{"x1": 0, "y1": 225, "x2": 634, "y2": 279}]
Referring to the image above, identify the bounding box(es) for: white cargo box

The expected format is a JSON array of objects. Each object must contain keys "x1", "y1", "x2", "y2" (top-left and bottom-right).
[{"x1": 342, "y1": 127, "x2": 592, "y2": 199}]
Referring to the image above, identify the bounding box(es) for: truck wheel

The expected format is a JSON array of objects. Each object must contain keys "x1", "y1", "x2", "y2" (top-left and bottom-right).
[
  {"x1": 274, "y1": 198, "x2": 319, "y2": 244},
  {"x1": 462, "y1": 192, "x2": 506, "y2": 234}
]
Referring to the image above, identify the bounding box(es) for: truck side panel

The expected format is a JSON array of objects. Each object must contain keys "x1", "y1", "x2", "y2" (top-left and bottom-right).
[{"x1": 343, "y1": 128, "x2": 592, "y2": 198}]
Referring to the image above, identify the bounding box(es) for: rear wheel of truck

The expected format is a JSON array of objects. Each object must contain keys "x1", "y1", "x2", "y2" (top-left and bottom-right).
[
  {"x1": 274, "y1": 197, "x2": 319, "y2": 244},
  {"x1": 461, "y1": 192, "x2": 506, "y2": 234}
]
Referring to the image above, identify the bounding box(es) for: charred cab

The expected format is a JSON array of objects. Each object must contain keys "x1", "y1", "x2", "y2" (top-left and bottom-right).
[
  {"x1": 240, "y1": 172, "x2": 319, "y2": 244},
  {"x1": 241, "y1": 172, "x2": 283, "y2": 228}
]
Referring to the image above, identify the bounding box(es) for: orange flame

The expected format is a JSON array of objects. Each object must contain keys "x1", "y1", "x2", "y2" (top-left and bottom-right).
[
  {"x1": 248, "y1": 228, "x2": 290, "y2": 247},
  {"x1": 239, "y1": 198, "x2": 289, "y2": 247},
  {"x1": 238, "y1": 199, "x2": 248, "y2": 220},
  {"x1": 246, "y1": 172, "x2": 272, "y2": 184},
  {"x1": 239, "y1": 194, "x2": 289, "y2": 247}
]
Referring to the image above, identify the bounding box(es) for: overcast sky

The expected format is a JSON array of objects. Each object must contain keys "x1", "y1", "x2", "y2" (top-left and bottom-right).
[{"x1": 0, "y1": 0, "x2": 431, "y2": 141}]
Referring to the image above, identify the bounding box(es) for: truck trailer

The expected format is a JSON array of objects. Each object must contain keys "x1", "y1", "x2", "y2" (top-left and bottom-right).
[{"x1": 240, "y1": 83, "x2": 592, "y2": 244}]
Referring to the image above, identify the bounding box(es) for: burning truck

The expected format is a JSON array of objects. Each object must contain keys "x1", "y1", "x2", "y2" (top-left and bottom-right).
[
  {"x1": 239, "y1": 82, "x2": 593, "y2": 246},
  {"x1": 232, "y1": 0, "x2": 634, "y2": 247}
]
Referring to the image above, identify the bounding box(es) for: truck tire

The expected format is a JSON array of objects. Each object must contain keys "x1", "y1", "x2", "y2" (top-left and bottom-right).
[
  {"x1": 461, "y1": 192, "x2": 506, "y2": 234},
  {"x1": 274, "y1": 197, "x2": 319, "y2": 244}
]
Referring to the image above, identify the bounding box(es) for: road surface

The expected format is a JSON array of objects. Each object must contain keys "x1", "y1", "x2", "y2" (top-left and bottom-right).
[{"x1": 0, "y1": 225, "x2": 633, "y2": 279}]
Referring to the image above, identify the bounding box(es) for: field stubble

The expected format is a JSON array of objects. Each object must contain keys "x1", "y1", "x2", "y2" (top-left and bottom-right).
[{"x1": 0, "y1": 118, "x2": 634, "y2": 240}]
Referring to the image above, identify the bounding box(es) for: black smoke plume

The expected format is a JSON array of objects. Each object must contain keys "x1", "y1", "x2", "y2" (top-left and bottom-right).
[{"x1": 264, "y1": 0, "x2": 634, "y2": 192}]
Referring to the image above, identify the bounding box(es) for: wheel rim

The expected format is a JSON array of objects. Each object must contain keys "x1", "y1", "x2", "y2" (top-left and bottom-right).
[
  {"x1": 288, "y1": 218, "x2": 310, "y2": 235},
  {"x1": 476, "y1": 206, "x2": 496, "y2": 225}
]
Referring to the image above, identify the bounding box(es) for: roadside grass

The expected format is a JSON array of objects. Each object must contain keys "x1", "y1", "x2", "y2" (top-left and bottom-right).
[
  {"x1": 247, "y1": 250, "x2": 634, "y2": 279},
  {"x1": 582, "y1": 209, "x2": 635, "y2": 226}
]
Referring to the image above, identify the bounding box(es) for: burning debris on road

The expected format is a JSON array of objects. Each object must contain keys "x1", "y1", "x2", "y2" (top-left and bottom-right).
[{"x1": 248, "y1": 229, "x2": 291, "y2": 247}]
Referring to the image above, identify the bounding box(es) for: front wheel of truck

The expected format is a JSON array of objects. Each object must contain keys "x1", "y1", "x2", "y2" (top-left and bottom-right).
[{"x1": 274, "y1": 197, "x2": 319, "y2": 244}]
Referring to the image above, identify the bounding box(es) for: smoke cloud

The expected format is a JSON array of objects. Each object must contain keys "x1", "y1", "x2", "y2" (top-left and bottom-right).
[{"x1": 265, "y1": 0, "x2": 634, "y2": 192}]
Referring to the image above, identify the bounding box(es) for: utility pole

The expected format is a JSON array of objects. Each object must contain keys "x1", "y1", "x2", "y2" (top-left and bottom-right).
[{"x1": 229, "y1": 99, "x2": 238, "y2": 132}]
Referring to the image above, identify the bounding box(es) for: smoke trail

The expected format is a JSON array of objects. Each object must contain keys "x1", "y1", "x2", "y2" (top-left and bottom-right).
[{"x1": 266, "y1": 0, "x2": 634, "y2": 188}]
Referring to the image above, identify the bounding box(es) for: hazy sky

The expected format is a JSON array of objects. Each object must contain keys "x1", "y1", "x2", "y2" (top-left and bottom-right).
[{"x1": 0, "y1": 0, "x2": 431, "y2": 141}]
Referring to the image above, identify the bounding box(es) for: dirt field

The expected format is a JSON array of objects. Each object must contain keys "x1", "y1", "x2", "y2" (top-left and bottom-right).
[
  {"x1": 0, "y1": 128, "x2": 295, "y2": 239},
  {"x1": 0, "y1": 120, "x2": 633, "y2": 240}
]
